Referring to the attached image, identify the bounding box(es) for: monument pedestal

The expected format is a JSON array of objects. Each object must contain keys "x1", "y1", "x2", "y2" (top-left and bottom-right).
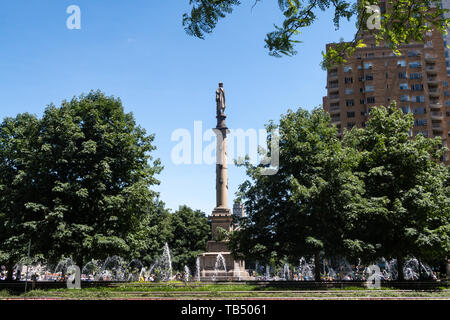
[{"x1": 198, "y1": 208, "x2": 249, "y2": 281}]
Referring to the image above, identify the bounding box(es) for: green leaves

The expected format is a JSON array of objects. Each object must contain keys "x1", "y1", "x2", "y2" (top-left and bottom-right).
[
  {"x1": 182, "y1": 0, "x2": 241, "y2": 38},
  {"x1": 183, "y1": 0, "x2": 450, "y2": 65},
  {"x1": 0, "y1": 91, "x2": 163, "y2": 268},
  {"x1": 343, "y1": 102, "x2": 449, "y2": 267},
  {"x1": 232, "y1": 103, "x2": 449, "y2": 273}
]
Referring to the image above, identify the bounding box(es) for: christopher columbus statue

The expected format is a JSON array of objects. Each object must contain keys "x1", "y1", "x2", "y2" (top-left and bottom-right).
[{"x1": 216, "y1": 83, "x2": 226, "y2": 117}]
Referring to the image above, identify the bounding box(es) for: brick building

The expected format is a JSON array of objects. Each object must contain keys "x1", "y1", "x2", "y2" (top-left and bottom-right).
[{"x1": 323, "y1": 0, "x2": 450, "y2": 162}]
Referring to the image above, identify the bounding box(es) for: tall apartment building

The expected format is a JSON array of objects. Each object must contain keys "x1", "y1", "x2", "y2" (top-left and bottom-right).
[{"x1": 323, "y1": 1, "x2": 450, "y2": 162}]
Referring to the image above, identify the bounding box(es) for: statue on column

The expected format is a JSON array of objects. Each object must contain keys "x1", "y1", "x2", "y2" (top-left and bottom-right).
[{"x1": 216, "y1": 83, "x2": 226, "y2": 117}]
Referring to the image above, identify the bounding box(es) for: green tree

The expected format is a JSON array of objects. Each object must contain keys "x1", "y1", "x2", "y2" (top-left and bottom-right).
[
  {"x1": 166, "y1": 205, "x2": 210, "y2": 272},
  {"x1": 343, "y1": 103, "x2": 450, "y2": 280},
  {"x1": 230, "y1": 108, "x2": 369, "y2": 281},
  {"x1": 183, "y1": 0, "x2": 450, "y2": 64},
  {"x1": 0, "y1": 91, "x2": 163, "y2": 277},
  {"x1": 0, "y1": 113, "x2": 41, "y2": 279}
]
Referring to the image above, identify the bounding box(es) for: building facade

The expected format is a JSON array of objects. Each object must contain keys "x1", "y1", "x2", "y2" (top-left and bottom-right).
[
  {"x1": 323, "y1": 1, "x2": 450, "y2": 162},
  {"x1": 233, "y1": 202, "x2": 246, "y2": 219}
]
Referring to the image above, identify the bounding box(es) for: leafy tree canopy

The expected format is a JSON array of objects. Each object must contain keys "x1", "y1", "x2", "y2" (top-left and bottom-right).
[
  {"x1": 343, "y1": 103, "x2": 450, "y2": 277},
  {"x1": 166, "y1": 205, "x2": 210, "y2": 272},
  {"x1": 183, "y1": 0, "x2": 450, "y2": 65},
  {"x1": 0, "y1": 91, "x2": 163, "y2": 273},
  {"x1": 230, "y1": 108, "x2": 369, "y2": 280},
  {"x1": 230, "y1": 103, "x2": 449, "y2": 280}
]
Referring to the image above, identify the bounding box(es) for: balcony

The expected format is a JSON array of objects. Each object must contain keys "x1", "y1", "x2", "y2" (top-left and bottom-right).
[
  {"x1": 329, "y1": 106, "x2": 340, "y2": 114},
  {"x1": 426, "y1": 66, "x2": 438, "y2": 75},
  {"x1": 328, "y1": 72, "x2": 338, "y2": 80},
  {"x1": 328, "y1": 94, "x2": 340, "y2": 102},
  {"x1": 429, "y1": 88, "x2": 441, "y2": 97},
  {"x1": 331, "y1": 117, "x2": 341, "y2": 125},
  {"x1": 425, "y1": 54, "x2": 438, "y2": 62},
  {"x1": 431, "y1": 111, "x2": 444, "y2": 119},
  {"x1": 328, "y1": 83, "x2": 339, "y2": 93},
  {"x1": 430, "y1": 101, "x2": 442, "y2": 109},
  {"x1": 427, "y1": 77, "x2": 439, "y2": 84},
  {"x1": 432, "y1": 123, "x2": 444, "y2": 132}
]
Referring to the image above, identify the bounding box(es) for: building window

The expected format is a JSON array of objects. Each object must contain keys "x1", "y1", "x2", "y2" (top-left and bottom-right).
[
  {"x1": 414, "y1": 119, "x2": 427, "y2": 126},
  {"x1": 399, "y1": 72, "x2": 407, "y2": 79},
  {"x1": 345, "y1": 89, "x2": 354, "y2": 95},
  {"x1": 344, "y1": 66, "x2": 352, "y2": 72},
  {"x1": 366, "y1": 97, "x2": 376, "y2": 103},
  {"x1": 366, "y1": 74, "x2": 374, "y2": 81},
  {"x1": 347, "y1": 111, "x2": 355, "y2": 118},
  {"x1": 347, "y1": 123, "x2": 355, "y2": 129},
  {"x1": 408, "y1": 50, "x2": 421, "y2": 57},
  {"x1": 364, "y1": 62, "x2": 373, "y2": 70},
  {"x1": 398, "y1": 60, "x2": 407, "y2": 67},
  {"x1": 346, "y1": 100, "x2": 355, "y2": 107},
  {"x1": 400, "y1": 95, "x2": 410, "y2": 102},
  {"x1": 411, "y1": 84, "x2": 424, "y2": 91},
  {"x1": 345, "y1": 77, "x2": 353, "y2": 84},
  {"x1": 400, "y1": 83, "x2": 409, "y2": 90},
  {"x1": 331, "y1": 115, "x2": 340, "y2": 122},
  {"x1": 410, "y1": 73, "x2": 422, "y2": 79},
  {"x1": 365, "y1": 85, "x2": 375, "y2": 92},
  {"x1": 409, "y1": 61, "x2": 421, "y2": 68},
  {"x1": 401, "y1": 106, "x2": 410, "y2": 114},
  {"x1": 413, "y1": 96, "x2": 425, "y2": 102},
  {"x1": 413, "y1": 107, "x2": 426, "y2": 115}
]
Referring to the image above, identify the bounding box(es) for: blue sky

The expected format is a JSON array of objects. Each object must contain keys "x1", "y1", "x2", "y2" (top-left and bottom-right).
[{"x1": 0, "y1": 0, "x2": 357, "y2": 214}]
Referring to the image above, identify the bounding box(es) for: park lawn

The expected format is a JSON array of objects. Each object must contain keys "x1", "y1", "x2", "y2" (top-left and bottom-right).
[{"x1": 0, "y1": 283, "x2": 449, "y2": 299}]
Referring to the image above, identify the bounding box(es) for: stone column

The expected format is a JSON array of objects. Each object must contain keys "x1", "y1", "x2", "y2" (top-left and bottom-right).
[{"x1": 215, "y1": 121, "x2": 229, "y2": 209}]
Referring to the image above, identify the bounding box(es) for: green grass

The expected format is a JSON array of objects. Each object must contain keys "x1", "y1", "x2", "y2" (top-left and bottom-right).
[
  {"x1": 1, "y1": 282, "x2": 448, "y2": 299},
  {"x1": 0, "y1": 290, "x2": 11, "y2": 297}
]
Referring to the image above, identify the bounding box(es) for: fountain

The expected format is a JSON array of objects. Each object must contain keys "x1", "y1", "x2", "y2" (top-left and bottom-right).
[
  {"x1": 265, "y1": 264, "x2": 271, "y2": 280},
  {"x1": 160, "y1": 243, "x2": 173, "y2": 281},
  {"x1": 298, "y1": 257, "x2": 315, "y2": 281},
  {"x1": 96, "y1": 256, "x2": 127, "y2": 281},
  {"x1": 213, "y1": 253, "x2": 227, "y2": 281},
  {"x1": 0, "y1": 243, "x2": 442, "y2": 283},
  {"x1": 195, "y1": 257, "x2": 201, "y2": 282},
  {"x1": 127, "y1": 259, "x2": 144, "y2": 282},
  {"x1": 283, "y1": 264, "x2": 290, "y2": 280},
  {"x1": 184, "y1": 265, "x2": 191, "y2": 282}
]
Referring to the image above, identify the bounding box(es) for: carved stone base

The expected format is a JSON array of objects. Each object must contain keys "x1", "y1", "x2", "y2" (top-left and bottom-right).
[
  {"x1": 211, "y1": 207, "x2": 232, "y2": 238},
  {"x1": 198, "y1": 204, "x2": 249, "y2": 280},
  {"x1": 198, "y1": 248, "x2": 249, "y2": 281}
]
